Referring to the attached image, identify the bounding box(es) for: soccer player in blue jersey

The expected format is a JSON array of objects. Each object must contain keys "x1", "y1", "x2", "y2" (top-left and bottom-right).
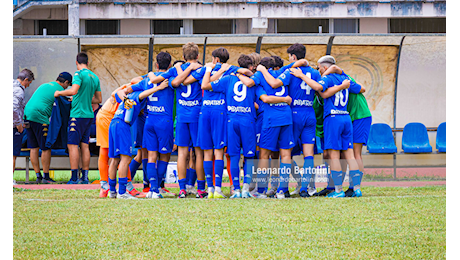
[
  {"x1": 108, "y1": 80, "x2": 169, "y2": 199},
  {"x1": 236, "y1": 57, "x2": 294, "y2": 199},
  {"x1": 311, "y1": 55, "x2": 366, "y2": 198},
  {"x1": 321, "y1": 64, "x2": 372, "y2": 197},
  {"x1": 257, "y1": 44, "x2": 322, "y2": 198},
  {"x1": 126, "y1": 52, "x2": 176, "y2": 199},
  {"x1": 202, "y1": 54, "x2": 293, "y2": 198},
  {"x1": 147, "y1": 43, "x2": 204, "y2": 198},
  {"x1": 182, "y1": 47, "x2": 252, "y2": 198}
]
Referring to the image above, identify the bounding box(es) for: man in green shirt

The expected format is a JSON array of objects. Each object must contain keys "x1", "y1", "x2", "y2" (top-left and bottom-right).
[
  {"x1": 24, "y1": 72, "x2": 72, "y2": 183},
  {"x1": 55, "y1": 52, "x2": 102, "y2": 184}
]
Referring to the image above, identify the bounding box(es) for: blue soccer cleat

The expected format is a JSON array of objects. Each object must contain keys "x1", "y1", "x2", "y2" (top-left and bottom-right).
[
  {"x1": 230, "y1": 190, "x2": 242, "y2": 199},
  {"x1": 67, "y1": 179, "x2": 78, "y2": 184},
  {"x1": 352, "y1": 189, "x2": 362, "y2": 197},
  {"x1": 326, "y1": 191, "x2": 345, "y2": 198}
]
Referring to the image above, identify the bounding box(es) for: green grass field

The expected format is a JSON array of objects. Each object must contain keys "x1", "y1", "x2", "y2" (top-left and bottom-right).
[{"x1": 14, "y1": 186, "x2": 446, "y2": 259}]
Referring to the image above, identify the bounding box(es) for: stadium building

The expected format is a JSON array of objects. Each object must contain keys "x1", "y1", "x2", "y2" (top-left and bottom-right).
[{"x1": 13, "y1": 0, "x2": 446, "y2": 36}]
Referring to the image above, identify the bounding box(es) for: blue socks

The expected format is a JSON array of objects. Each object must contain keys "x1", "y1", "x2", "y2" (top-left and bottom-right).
[
  {"x1": 187, "y1": 168, "x2": 197, "y2": 187},
  {"x1": 301, "y1": 156, "x2": 314, "y2": 192},
  {"x1": 129, "y1": 159, "x2": 141, "y2": 180},
  {"x1": 350, "y1": 170, "x2": 362, "y2": 187},
  {"x1": 277, "y1": 163, "x2": 291, "y2": 193},
  {"x1": 204, "y1": 161, "x2": 214, "y2": 189},
  {"x1": 230, "y1": 155, "x2": 240, "y2": 190},
  {"x1": 178, "y1": 178, "x2": 187, "y2": 191},
  {"x1": 157, "y1": 160, "x2": 169, "y2": 188},
  {"x1": 197, "y1": 180, "x2": 206, "y2": 191},
  {"x1": 244, "y1": 157, "x2": 254, "y2": 185},
  {"x1": 109, "y1": 178, "x2": 117, "y2": 192},
  {"x1": 71, "y1": 169, "x2": 78, "y2": 181},
  {"x1": 331, "y1": 170, "x2": 343, "y2": 188},
  {"x1": 81, "y1": 169, "x2": 89, "y2": 181},
  {"x1": 142, "y1": 159, "x2": 149, "y2": 185},
  {"x1": 118, "y1": 177, "x2": 128, "y2": 195},
  {"x1": 215, "y1": 160, "x2": 224, "y2": 188},
  {"x1": 147, "y1": 163, "x2": 158, "y2": 193}
]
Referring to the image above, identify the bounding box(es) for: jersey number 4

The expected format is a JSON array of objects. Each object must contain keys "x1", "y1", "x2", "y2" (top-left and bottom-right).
[{"x1": 300, "y1": 72, "x2": 312, "y2": 95}]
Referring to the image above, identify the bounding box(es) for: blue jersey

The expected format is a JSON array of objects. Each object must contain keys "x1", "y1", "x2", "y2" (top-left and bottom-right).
[
  {"x1": 131, "y1": 73, "x2": 174, "y2": 119},
  {"x1": 272, "y1": 63, "x2": 294, "y2": 77},
  {"x1": 251, "y1": 70, "x2": 292, "y2": 128},
  {"x1": 113, "y1": 91, "x2": 147, "y2": 127},
  {"x1": 192, "y1": 63, "x2": 240, "y2": 112},
  {"x1": 318, "y1": 72, "x2": 362, "y2": 119},
  {"x1": 211, "y1": 74, "x2": 266, "y2": 120},
  {"x1": 161, "y1": 63, "x2": 202, "y2": 123},
  {"x1": 278, "y1": 66, "x2": 321, "y2": 113}
]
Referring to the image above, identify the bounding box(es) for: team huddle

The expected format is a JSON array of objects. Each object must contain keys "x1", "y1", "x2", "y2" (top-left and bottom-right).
[
  {"x1": 96, "y1": 42, "x2": 372, "y2": 199},
  {"x1": 13, "y1": 43, "x2": 372, "y2": 199}
]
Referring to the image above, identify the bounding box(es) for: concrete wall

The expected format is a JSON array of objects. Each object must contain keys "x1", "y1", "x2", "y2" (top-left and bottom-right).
[
  {"x1": 120, "y1": 19, "x2": 150, "y2": 35},
  {"x1": 78, "y1": 1, "x2": 446, "y2": 20}
]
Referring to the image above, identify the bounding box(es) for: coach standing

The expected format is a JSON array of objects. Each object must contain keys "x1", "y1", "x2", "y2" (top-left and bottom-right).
[
  {"x1": 24, "y1": 72, "x2": 73, "y2": 184},
  {"x1": 55, "y1": 53, "x2": 102, "y2": 184},
  {"x1": 13, "y1": 69, "x2": 35, "y2": 185}
]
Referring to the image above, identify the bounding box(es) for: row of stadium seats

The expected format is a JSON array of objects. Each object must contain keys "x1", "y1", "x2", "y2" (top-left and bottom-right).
[
  {"x1": 367, "y1": 122, "x2": 446, "y2": 154},
  {"x1": 19, "y1": 122, "x2": 446, "y2": 158}
]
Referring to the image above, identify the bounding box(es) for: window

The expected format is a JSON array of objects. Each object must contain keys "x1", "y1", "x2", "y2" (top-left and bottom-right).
[
  {"x1": 86, "y1": 20, "x2": 119, "y2": 35},
  {"x1": 38, "y1": 20, "x2": 68, "y2": 35},
  {"x1": 277, "y1": 19, "x2": 329, "y2": 33},
  {"x1": 389, "y1": 18, "x2": 446, "y2": 33},
  {"x1": 193, "y1": 19, "x2": 233, "y2": 34},
  {"x1": 151, "y1": 20, "x2": 183, "y2": 34},
  {"x1": 333, "y1": 19, "x2": 358, "y2": 33}
]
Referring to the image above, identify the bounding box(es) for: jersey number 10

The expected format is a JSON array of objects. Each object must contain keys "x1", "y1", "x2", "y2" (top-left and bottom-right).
[{"x1": 334, "y1": 89, "x2": 349, "y2": 107}]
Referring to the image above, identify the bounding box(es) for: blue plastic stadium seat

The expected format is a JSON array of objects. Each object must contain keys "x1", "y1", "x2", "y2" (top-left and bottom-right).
[
  {"x1": 436, "y1": 122, "x2": 446, "y2": 153},
  {"x1": 401, "y1": 122, "x2": 432, "y2": 153},
  {"x1": 367, "y1": 123, "x2": 397, "y2": 154}
]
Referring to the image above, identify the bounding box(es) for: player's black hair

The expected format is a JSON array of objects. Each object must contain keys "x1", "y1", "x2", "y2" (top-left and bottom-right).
[
  {"x1": 271, "y1": 55, "x2": 284, "y2": 69},
  {"x1": 56, "y1": 76, "x2": 68, "y2": 84},
  {"x1": 259, "y1": 57, "x2": 275, "y2": 69},
  {"x1": 212, "y1": 47, "x2": 230, "y2": 63},
  {"x1": 76, "y1": 52, "x2": 89, "y2": 65},
  {"x1": 173, "y1": 60, "x2": 185, "y2": 66},
  {"x1": 237, "y1": 54, "x2": 253, "y2": 69},
  {"x1": 287, "y1": 43, "x2": 306, "y2": 60},
  {"x1": 17, "y1": 69, "x2": 35, "y2": 81},
  {"x1": 156, "y1": 52, "x2": 172, "y2": 70}
]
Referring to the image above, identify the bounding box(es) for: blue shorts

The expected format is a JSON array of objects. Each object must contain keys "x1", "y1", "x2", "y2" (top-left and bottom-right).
[
  {"x1": 259, "y1": 124, "x2": 295, "y2": 152},
  {"x1": 197, "y1": 109, "x2": 227, "y2": 150},
  {"x1": 352, "y1": 116, "x2": 372, "y2": 146},
  {"x1": 143, "y1": 116, "x2": 174, "y2": 154},
  {"x1": 255, "y1": 113, "x2": 263, "y2": 145},
  {"x1": 227, "y1": 117, "x2": 257, "y2": 157},
  {"x1": 291, "y1": 140, "x2": 302, "y2": 156},
  {"x1": 26, "y1": 121, "x2": 50, "y2": 150},
  {"x1": 109, "y1": 119, "x2": 133, "y2": 158},
  {"x1": 134, "y1": 113, "x2": 146, "y2": 148},
  {"x1": 13, "y1": 127, "x2": 23, "y2": 156},
  {"x1": 68, "y1": 118, "x2": 92, "y2": 145},
  {"x1": 292, "y1": 111, "x2": 316, "y2": 145},
  {"x1": 323, "y1": 115, "x2": 353, "y2": 151},
  {"x1": 175, "y1": 121, "x2": 199, "y2": 147}
]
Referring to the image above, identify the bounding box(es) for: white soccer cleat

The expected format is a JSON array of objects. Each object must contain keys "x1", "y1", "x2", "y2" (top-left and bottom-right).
[
  {"x1": 275, "y1": 190, "x2": 286, "y2": 199},
  {"x1": 230, "y1": 190, "x2": 242, "y2": 199},
  {"x1": 290, "y1": 185, "x2": 301, "y2": 196},
  {"x1": 117, "y1": 192, "x2": 138, "y2": 199},
  {"x1": 109, "y1": 191, "x2": 117, "y2": 199},
  {"x1": 242, "y1": 190, "x2": 254, "y2": 198},
  {"x1": 146, "y1": 191, "x2": 163, "y2": 199},
  {"x1": 252, "y1": 192, "x2": 268, "y2": 199},
  {"x1": 13, "y1": 180, "x2": 17, "y2": 186},
  {"x1": 186, "y1": 185, "x2": 198, "y2": 195}
]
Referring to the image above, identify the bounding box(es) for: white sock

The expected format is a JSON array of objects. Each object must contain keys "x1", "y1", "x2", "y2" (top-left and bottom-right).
[
  {"x1": 208, "y1": 187, "x2": 215, "y2": 194},
  {"x1": 242, "y1": 183, "x2": 250, "y2": 192},
  {"x1": 354, "y1": 185, "x2": 360, "y2": 191},
  {"x1": 215, "y1": 186, "x2": 222, "y2": 193},
  {"x1": 101, "y1": 181, "x2": 109, "y2": 190},
  {"x1": 335, "y1": 185, "x2": 343, "y2": 193}
]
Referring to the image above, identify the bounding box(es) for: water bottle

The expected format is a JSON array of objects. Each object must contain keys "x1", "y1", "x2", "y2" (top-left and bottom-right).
[{"x1": 124, "y1": 104, "x2": 134, "y2": 124}]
